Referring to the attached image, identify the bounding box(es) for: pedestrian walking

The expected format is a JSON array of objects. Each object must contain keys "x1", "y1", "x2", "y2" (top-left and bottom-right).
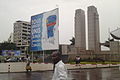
[
  {"x1": 51, "y1": 51, "x2": 68, "y2": 80},
  {"x1": 75, "y1": 56, "x2": 80, "y2": 66},
  {"x1": 26, "y1": 61, "x2": 32, "y2": 72}
]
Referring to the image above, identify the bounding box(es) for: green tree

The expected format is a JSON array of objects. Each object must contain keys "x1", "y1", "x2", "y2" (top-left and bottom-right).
[
  {"x1": 0, "y1": 41, "x2": 18, "y2": 53},
  {"x1": 70, "y1": 37, "x2": 75, "y2": 45}
]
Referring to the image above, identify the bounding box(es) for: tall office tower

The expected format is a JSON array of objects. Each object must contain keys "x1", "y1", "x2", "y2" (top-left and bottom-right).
[
  {"x1": 75, "y1": 9, "x2": 86, "y2": 50},
  {"x1": 87, "y1": 6, "x2": 100, "y2": 53},
  {"x1": 13, "y1": 21, "x2": 31, "y2": 54}
]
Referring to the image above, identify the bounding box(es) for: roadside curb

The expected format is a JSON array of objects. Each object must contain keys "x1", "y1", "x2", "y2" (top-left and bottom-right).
[{"x1": 0, "y1": 63, "x2": 119, "y2": 73}]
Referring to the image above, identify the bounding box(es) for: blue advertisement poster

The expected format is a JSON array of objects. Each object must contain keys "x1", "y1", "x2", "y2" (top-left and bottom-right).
[
  {"x1": 2, "y1": 50, "x2": 21, "y2": 56},
  {"x1": 30, "y1": 13, "x2": 43, "y2": 51}
]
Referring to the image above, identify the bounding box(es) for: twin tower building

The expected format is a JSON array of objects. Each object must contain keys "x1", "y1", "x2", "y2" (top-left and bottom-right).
[{"x1": 75, "y1": 6, "x2": 100, "y2": 53}]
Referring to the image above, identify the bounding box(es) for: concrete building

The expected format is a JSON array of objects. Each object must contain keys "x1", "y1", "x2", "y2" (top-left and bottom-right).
[
  {"x1": 110, "y1": 41, "x2": 120, "y2": 54},
  {"x1": 75, "y1": 9, "x2": 86, "y2": 51},
  {"x1": 8, "y1": 33, "x2": 13, "y2": 43},
  {"x1": 60, "y1": 44, "x2": 69, "y2": 55},
  {"x1": 87, "y1": 6, "x2": 100, "y2": 53},
  {"x1": 13, "y1": 21, "x2": 31, "y2": 54}
]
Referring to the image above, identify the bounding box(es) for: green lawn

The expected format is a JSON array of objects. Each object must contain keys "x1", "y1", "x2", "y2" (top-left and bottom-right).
[{"x1": 69, "y1": 61, "x2": 120, "y2": 64}]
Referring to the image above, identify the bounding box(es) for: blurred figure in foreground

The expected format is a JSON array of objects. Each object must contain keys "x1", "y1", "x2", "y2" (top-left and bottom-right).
[{"x1": 51, "y1": 51, "x2": 68, "y2": 80}]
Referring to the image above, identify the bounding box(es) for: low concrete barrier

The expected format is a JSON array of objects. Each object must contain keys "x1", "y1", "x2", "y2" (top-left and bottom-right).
[{"x1": 0, "y1": 62, "x2": 119, "y2": 73}]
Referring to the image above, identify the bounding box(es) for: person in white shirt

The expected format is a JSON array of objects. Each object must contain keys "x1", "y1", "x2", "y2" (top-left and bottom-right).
[{"x1": 51, "y1": 51, "x2": 68, "y2": 80}]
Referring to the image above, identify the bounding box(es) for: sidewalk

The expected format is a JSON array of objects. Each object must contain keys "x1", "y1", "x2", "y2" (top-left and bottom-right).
[{"x1": 0, "y1": 62, "x2": 119, "y2": 73}]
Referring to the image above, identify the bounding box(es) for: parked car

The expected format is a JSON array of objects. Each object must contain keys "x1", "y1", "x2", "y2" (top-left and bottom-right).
[{"x1": 5, "y1": 58, "x2": 19, "y2": 62}]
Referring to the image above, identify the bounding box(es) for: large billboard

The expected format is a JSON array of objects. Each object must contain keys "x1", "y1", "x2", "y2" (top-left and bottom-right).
[{"x1": 31, "y1": 8, "x2": 59, "y2": 51}]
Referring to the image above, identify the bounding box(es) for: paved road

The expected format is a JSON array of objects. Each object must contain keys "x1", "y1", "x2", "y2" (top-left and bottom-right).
[{"x1": 0, "y1": 67, "x2": 120, "y2": 80}]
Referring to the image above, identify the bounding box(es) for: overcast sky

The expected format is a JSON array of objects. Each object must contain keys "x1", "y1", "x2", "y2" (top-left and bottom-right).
[{"x1": 0, "y1": 0, "x2": 120, "y2": 45}]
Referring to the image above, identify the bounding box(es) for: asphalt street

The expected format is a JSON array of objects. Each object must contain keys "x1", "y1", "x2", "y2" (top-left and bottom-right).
[{"x1": 0, "y1": 67, "x2": 120, "y2": 80}]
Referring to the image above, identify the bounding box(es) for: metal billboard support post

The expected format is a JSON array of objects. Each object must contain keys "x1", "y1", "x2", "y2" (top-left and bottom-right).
[
  {"x1": 32, "y1": 52, "x2": 33, "y2": 63},
  {"x1": 43, "y1": 51, "x2": 45, "y2": 63}
]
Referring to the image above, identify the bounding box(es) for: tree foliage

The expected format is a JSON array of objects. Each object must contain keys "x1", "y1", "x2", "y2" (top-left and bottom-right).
[
  {"x1": 70, "y1": 37, "x2": 75, "y2": 45},
  {"x1": 0, "y1": 41, "x2": 18, "y2": 51}
]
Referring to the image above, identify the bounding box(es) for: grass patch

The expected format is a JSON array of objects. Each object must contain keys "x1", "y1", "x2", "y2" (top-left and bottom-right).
[{"x1": 69, "y1": 61, "x2": 120, "y2": 64}]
